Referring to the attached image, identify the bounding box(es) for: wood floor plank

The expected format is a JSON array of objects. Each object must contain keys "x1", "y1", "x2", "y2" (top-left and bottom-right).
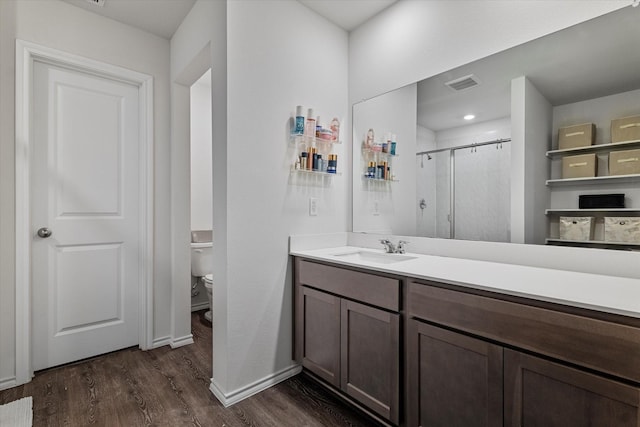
[{"x1": 1, "y1": 311, "x2": 380, "y2": 426}]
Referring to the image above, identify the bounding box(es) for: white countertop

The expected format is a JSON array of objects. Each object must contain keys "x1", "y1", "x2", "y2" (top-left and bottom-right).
[{"x1": 291, "y1": 246, "x2": 640, "y2": 318}]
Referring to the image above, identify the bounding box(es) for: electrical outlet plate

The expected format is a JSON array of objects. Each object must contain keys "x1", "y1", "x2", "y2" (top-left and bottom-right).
[
  {"x1": 373, "y1": 200, "x2": 380, "y2": 216},
  {"x1": 309, "y1": 197, "x2": 318, "y2": 216}
]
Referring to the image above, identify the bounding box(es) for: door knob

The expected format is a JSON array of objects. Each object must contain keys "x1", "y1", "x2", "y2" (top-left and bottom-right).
[{"x1": 37, "y1": 227, "x2": 52, "y2": 238}]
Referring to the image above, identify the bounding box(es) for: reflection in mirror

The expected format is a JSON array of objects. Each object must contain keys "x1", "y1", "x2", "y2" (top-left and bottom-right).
[
  {"x1": 353, "y1": 5, "x2": 640, "y2": 245},
  {"x1": 417, "y1": 139, "x2": 511, "y2": 242}
]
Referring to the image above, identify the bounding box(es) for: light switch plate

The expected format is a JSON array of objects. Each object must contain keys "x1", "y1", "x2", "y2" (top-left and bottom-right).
[{"x1": 309, "y1": 197, "x2": 318, "y2": 216}]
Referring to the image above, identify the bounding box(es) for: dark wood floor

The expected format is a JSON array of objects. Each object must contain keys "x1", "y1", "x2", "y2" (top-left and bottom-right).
[{"x1": 1, "y1": 311, "x2": 380, "y2": 426}]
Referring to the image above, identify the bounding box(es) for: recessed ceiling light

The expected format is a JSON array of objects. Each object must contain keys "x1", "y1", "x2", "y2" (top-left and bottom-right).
[{"x1": 463, "y1": 114, "x2": 475, "y2": 120}]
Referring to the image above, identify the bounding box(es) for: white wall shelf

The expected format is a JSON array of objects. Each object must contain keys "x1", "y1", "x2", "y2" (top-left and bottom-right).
[
  {"x1": 290, "y1": 168, "x2": 341, "y2": 177},
  {"x1": 289, "y1": 119, "x2": 341, "y2": 179},
  {"x1": 546, "y1": 139, "x2": 640, "y2": 159},
  {"x1": 546, "y1": 174, "x2": 640, "y2": 186},
  {"x1": 546, "y1": 238, "x2": 640, "y2": 249},
  {"x1": 361, "y1": 176, "x2": 398, "y2": 183},
  {"x1": 362, "y1": 148, "x2": 398, "y2": 157},
  {"x1": 289, "y1": 134, "x2": 342, "y2": 146},
  {"x1": 546, "y1": 208, "x2": 640, "y2": 215}
]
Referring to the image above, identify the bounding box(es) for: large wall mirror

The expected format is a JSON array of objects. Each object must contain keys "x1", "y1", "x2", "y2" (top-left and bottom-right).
[{"x1": 352, "y1": 5, "x2": 640, "y2": 248}]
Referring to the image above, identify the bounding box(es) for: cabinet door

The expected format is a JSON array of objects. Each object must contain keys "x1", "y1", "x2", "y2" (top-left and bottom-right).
[
  {"x1": 407, "y1": 320, "x2": 503, "y2": 427},
  {"x1": 505, "y1": 349, "x2": 640, "y2": 427},
  {"x1": 341, "y1": 299, "x2": 400, "y2": 424},
  {"x1": 298, "y1": 286, "x2": 341, "y2": 387}
]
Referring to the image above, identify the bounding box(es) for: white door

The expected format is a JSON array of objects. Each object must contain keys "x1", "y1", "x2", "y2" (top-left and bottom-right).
[{"x1": 32, "y1": 60, "x2": 141, "y2": 370}]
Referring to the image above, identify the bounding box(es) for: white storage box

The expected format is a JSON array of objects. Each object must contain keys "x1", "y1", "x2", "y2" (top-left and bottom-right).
[
  {"x1": 559, "y1": 216, "x2": 595, "y2": 241},
  {"x1": 604, "y1": 217, "x2": 640, "y2": 243}
]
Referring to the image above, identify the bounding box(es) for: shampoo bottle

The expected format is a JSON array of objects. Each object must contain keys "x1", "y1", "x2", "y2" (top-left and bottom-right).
[
  {"x1": 305, "y1": 109, "x2": 316, "y2": 138},
  {"x1": 294, "y1": 106, "x2": 305, "y2": 135}
]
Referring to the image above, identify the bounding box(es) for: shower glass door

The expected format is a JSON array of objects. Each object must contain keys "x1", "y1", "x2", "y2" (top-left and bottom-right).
[
  {"x1": 454, "y1": 142, "x2": 510, "y2": 242},
  {"x1": 416, "y1": 141, "x2": 510, "y2": 242}
]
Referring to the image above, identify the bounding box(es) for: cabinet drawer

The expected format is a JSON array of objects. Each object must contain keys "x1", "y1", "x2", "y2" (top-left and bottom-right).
[
  {"x1": 297, "y1": 259, "x2": 400, "y2": 311},
  {"x1": 409, "y1": 281, "x2": 640, "y2": 383}
]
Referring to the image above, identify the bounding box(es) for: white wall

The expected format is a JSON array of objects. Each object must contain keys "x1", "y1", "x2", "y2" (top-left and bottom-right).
[
  {"x1": 172, "y1": 0, "x2": 349, "y2": 402},
  {"x1": 511, "y1": 77, "x2": 552, "y2": 244},
  {"x1": 436, "y1": 118, "x2": 511, "y2": 149},
  {"x1": 222, "y1": 0, "x2": 349, "y2": 398},
  {"x1": 0, "y1": 0, "x2": 17, "y2": 389},
  {"x1": 349, "y1": 1, "x2": 629, "y2": 103},
  {"x1": 352, "y1": 84, "x2": 417, "y2": 235},
  {"x1": 190, "y1": 70, "x2": 213, "y2": 231},
  {"x1": 0, "y1": 0, "x2": 172, "y2": 389}
]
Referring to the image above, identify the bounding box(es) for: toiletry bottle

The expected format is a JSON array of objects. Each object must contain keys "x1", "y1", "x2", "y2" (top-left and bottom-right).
[
  {"x1": 328, "y1": 154, "x2": 337, "y2": 174},
  {"x1": 300, "y1": 152, "x2": 308, "y2": 170},
  {"x1": 366, "y1": 129, "x2": 374, "y2": 149},
  {"x1": 330, "y1": 118, "x2": 340, "y2": 141},
  {"x1": 305, "y1": 109, "x2": 316, "y2": 138},
  {"x1": 307, "y1": 147, "x2": 313, "y2": 170},
  {"x1": 317, "y1": 154, "x2": 323, "y2": 172},
  {"x1": 316, "y1": 116, "x2": 322, "y2": 138},
  {"x1": 390, "y1": 134, "x2": 397, "y2": 155},
  {"x1": 294, "y1": 106, "x2": 305, "y2": 135}
]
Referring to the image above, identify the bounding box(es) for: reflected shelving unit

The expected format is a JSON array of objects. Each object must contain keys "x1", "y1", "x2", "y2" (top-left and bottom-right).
[{"x1": 545, "y1": 134, "x2": 640, "y2": 249}]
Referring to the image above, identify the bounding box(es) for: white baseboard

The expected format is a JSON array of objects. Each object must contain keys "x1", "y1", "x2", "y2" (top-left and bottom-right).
[
  {"x1": 209, "y1": 364, "x2": 302, "y2": 407},
  {"x1": 151, "y1": 336, "x2": 172, "y2": 349},
  {"x1": 170, "y1": 334, "x2": 194, "y2": 349},
  {"x1": 191, "y1": 301, "x2": 209, "y2": 312},
  {"x1": 0, "y1": 376, "x2": 17, "y2": 391}
]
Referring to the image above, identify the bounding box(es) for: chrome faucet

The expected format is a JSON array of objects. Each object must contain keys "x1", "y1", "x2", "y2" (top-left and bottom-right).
[
  {"x1": 380, "y1": 239, "x2": 409, "y2": 254},
  {"x1": 380, "y1": 239, "x2": 396, "y2": 253}
]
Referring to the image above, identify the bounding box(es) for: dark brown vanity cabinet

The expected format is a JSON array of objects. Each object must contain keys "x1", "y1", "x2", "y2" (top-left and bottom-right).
[
  {"x1": 294, "y1": 258, "x2": 401, "y2": 424},
  {"x1": 407, "y1": 320, "x2": 503, "y2": 427},
  {"x1": 505, "y1": 349, "x2": 640, "y2": 427},
  {"x1": 408, "y1": 280, "x2": 640, "y2": 427}
]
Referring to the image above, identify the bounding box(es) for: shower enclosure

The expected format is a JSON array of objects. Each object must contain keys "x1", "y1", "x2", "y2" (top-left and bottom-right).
[{"x1": 416, "y1": 139, "x2": 511, "y2": 242}]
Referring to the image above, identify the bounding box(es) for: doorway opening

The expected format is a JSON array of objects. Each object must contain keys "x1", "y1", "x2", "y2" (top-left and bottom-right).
[{"x1": 189, "y1": 69, "x2": 213, "y2": 319}]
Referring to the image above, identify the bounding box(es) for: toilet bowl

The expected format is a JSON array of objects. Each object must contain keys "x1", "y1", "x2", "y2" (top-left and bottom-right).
[
  {"x1": 204, "y1": 274, "x2": 213, "y2": 322},
  {"x1": 191, "y1": 230, "x2": 213, "y2": 321}
]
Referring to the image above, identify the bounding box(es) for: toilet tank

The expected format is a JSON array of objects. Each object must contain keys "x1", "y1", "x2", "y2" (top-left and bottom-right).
[{"x1": 191, "y1": 230, "x2": 213, "y2": 277}]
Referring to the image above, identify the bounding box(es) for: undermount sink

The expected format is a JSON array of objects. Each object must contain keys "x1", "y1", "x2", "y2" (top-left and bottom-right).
[{"x1": 331, "y1": 250, "x2": 417, "y2": 264}]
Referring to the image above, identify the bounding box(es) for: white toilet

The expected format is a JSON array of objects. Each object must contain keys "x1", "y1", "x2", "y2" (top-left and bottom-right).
[{"x1": 191, "y1": 230, "x2": 213, "y2": 322}]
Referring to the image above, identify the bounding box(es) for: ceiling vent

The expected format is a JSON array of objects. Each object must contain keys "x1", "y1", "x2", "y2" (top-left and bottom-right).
[
  {"x1": 445, "y1": 74, "x2": 481, "y2": 92},
  {"x1": 85, "y1": 0, "x2": 105, "y2": 6}
]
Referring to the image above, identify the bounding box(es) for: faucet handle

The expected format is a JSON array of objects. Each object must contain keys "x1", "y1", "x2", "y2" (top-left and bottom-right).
[{"x1": 396, "y1": 240, "x2": 409, "y2": 254}]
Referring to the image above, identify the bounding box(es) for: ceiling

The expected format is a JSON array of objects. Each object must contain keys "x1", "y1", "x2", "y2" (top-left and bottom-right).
[
  {"x1": 60, "y1": 0, "x2": 197, "y2": 39},
  {"x1": 417, "y1": 5, "x2": 640, "y2": 132},
  {"x1": 298, "y1": 0, "x2": 398, "y2": 31},
  {"x1": 59, "y1": 0, "x2": 397, "y2": 39}
]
